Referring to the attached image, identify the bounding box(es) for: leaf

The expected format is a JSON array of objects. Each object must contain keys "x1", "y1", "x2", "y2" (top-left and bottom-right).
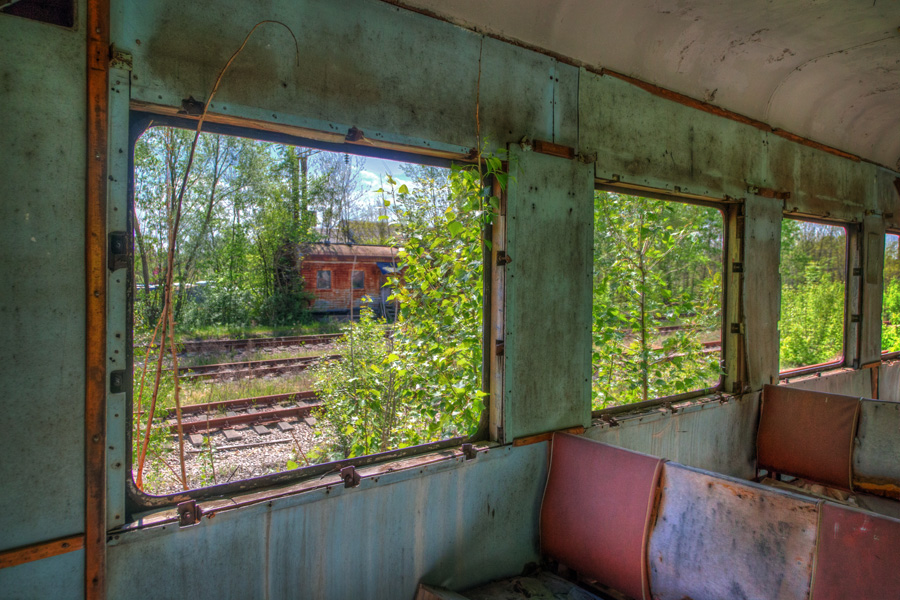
[{"x1": 447, "y1": 221, "x2": 464, "y2": 236}]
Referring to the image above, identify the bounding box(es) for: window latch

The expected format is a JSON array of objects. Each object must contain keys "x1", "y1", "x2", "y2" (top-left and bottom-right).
[
  {"x1": 340, "y1": 466, "x2": 361, "y2": 488},
  {"x1": 177, "y1": 500, "x2": 202, "y2": 527},
  {"x1": 461, "y1": 443, "x2": 477, "y2": 460}
]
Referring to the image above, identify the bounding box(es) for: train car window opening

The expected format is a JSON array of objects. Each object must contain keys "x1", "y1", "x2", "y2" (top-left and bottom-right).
[
  {"x1": 882, "y1": 232, "x2": 900, "y2": 356},
  {"x1": 778, "y1": 217, "x2": 848, "y2": 374},
  {"x1": 592, "y1": 190, "x2": 724, "y2": 410},
  {"x1": 129, "y1": 124, "x2": 487, "y2": 500}
]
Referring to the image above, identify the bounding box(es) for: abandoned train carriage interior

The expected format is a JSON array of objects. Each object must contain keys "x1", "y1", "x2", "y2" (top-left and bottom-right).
[{"x1": 3, "y1": 0, "x2": 900, "y2": 598}]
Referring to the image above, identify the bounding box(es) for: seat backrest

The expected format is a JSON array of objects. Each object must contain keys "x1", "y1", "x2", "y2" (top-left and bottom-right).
[
  {"x1": 757, "y1": 384, "x2": 860, "y2": 490},
  {"x1": 811, "y1": 502, "x2": 900, "y2": 600},
  {"x1": 648, "y1": 462, "x2": 819, "y2": 600},
  {"x1": 540, "y1": 433, "x2": 662, "y2": 600}
]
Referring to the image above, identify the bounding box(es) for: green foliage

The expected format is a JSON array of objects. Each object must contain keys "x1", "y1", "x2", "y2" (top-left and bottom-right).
[
  {"x1": 311, "y1": 158, "x2": 499, "y2": 460},
  {"x1": 883, "y1": 235, "x2": 900, "y2": 353},
  {"x1": 592, "y1": 192, "x2": 722, "y2": 408},
  {"x1": 778, "y1": 219, "x2": 847, "y2": 369},
  {"x1": 779, "y1": 267, "x2": 844, "y2": 368},
  {"x1": 883, "y1": 279, "x2": 900, "y2": 352},
  {"x1": 133, "y1": 127, "x2": 323, "y2": 334}
]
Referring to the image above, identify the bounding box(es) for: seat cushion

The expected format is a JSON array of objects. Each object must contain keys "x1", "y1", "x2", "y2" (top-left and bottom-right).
[{"x1": 540, "y1": 434, "x2": 662, "y2": 600}]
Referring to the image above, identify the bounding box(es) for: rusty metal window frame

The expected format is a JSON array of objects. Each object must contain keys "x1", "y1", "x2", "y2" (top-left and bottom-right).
[
  {"x1": 777, "y1": 215, "x2": 851, "y2": 379},
  {"x1": 123, "y1": 111, "x2": 489, "y2": 514},
  {"x1": 881, "y1": 230, "x2": 900, "y2": 360},
  {"x1": 591, "y1": 184, "x2": 729, "y2": 418}
]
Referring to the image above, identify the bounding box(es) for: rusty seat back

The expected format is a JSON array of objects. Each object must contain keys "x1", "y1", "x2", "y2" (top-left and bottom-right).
[
  {"x1": 811, "y1": 502, "x2": 900, "y2": 600},
  {"x1": 757, "y1": 384, "x2": 860, "y2": 490},
  {"x1": 540, "y1": 433, "x2": 663, "y2": 600}
]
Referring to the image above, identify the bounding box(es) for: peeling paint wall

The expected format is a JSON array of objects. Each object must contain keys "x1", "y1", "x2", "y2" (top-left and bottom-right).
[
  {"x1": 3, "y1": 0, "x2": 900, "y2": 597},
  {"x1": 0, "y1": 2, "x2": 87, "y2": 559}
]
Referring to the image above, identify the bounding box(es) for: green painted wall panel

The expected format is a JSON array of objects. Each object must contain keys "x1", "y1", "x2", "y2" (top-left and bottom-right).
[
  {"x1": 579, "y1": 70, "x2": 765, "y2": 201},
  {"x1": 504, "y1": 148, "x2": 593, "y2": 439},
  {"x1": 108, "y1": 444, "x2": 547, "y2": 600},
  {"x1": 0, "y1": 13, "x2": 87, "y2": 551},
  {"x1": 586, "y1": 394, "x2": 759, "y2": 480},
  {"x1": 119, "y1": 0, "x2": 576, "y2": 157},
  {"x1": 0, "y1": 548, "x2": 84, "y2": 600}
]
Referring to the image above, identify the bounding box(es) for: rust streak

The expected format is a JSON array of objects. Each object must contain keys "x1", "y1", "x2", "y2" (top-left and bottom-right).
[
  {"x1": 86, "y1": 0, "x2": 110, "y2": 597},
  {"x1": 512, "y1": 425, "x2": 584, "y2": 447},
  {"x1": 601, "y1": 69, "x2": 771, "y2": 132},
  {"x1": 771, "y1": 129, "x2": 860, "y2": 162},
  {"x1": 533, "y1": 139, "x2": 575, "y2": 160},
  {"x1": 0, "y1": 535, "x2": 85, "y2": 570}
]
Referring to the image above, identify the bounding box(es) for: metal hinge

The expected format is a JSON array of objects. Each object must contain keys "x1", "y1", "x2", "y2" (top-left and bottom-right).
[
  {"x1": 496, "y1": 251, "x2": 512, "y2": 266},
  {"x1": 732, "y1": 262, "x2": 744, "y2": 274},
  {"x1": 495, "y1": 340, "x2": 505, "y2": 356},
  {"x1": 110, "y1": 370, "x2": 126, "y2": 394},
  {"x1": 340, "y1": 466, "x2": 361, "y2": 488},
  {"x1": 731, "y1": 323, "x2": 744, "y2": 335},
  {"x1": 108, "y1": 231, "x2": 128, "y2": 271},
  {"x1": 851, "y1": 314, "x2": 861, "y2": 323},
  {"x1": 109, "y1": 47, "x2": 133, "y2": 71},
  {"x1": 853, "y1": 267, "x2": 862, "y2": 276},
  {"x1": 177, "y1": 500, "x2": 202, "y2": 527}
]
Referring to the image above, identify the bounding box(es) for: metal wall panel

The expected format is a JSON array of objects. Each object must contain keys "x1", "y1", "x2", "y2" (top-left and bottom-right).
[
  {"x1": 586, "y1": 393, "x2": 759, "y2": 480},
  {"x1": 0, "y1": 548, "x2": 84, "y2": 600},
  {"x1": 0, "y1": 11, "x2": 87, "y2": 551},
  {"x1": 743, "y1": 195, "x2": 782, "y2": 389},
  {"x1": 880, "y1": 362, "x2": 900, "y2": 402},
  {"x1": 503, "y1": 148, "x2": 593, "y2": 440},
  {"x1": 854, "y1": 399, "x2": 900, "y2": 492},
  {"x1": 119, "y1": 0, "x2": 575, "y2": 157},
  {"x1": 784, "y1": 369, "x2": 873, "y2": 399},
  {"x1": 579, "y1": 70, "x2": 765, "y2": 201},
  {"x1": 860, "y1": 215, "x2": 885, "y2": 365},
  {"x1": 108, "y1": 444, "x2": 548, "y2": 600},
  {"x1": 766, "y1": 134, "x2": 878, "y2": 222}
]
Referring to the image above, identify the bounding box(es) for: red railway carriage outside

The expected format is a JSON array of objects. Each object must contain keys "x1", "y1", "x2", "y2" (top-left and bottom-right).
[{"x1": 300, "y1": 243, "x2": 399, "y2": 318}]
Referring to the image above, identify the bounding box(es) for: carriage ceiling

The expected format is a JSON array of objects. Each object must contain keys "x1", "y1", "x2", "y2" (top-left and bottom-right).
[{"x1": 388, "y1": 0, "x2": 900, "y2": 172}]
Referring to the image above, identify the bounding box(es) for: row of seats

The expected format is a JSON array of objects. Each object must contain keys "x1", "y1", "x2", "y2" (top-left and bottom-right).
[
  {"x1": 758, "y1": 383, "x2": 900, "y2": 515},
  {"x1": 419, "y1": 385, "x2": 900, "y2": 600},
  {"x1": 540, "y1": 433, "x2": 900, "y2": 600}
]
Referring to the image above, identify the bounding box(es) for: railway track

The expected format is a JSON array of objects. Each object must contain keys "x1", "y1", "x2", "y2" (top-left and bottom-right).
[
  {"x1": 178, "y1": 333, "x2": 342, "y2": 353},
  {"x1": 165, "y1": 391, "x2": 322, "y2": 440},
  {"x1": 174, "y1": 354, "x2": 342, "y2": 381}
]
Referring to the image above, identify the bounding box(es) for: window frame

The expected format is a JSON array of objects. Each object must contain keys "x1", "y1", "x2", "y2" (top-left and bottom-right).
[
  {"x1": 317, "y1": 269, "x2": 332, "y2": 290},
  {"x1": 591, "y1": 184, "x2": 729, "y2": 417},
  {"x1": 351, "y1": 269, "x2": 365, "y2": 290},
  {"x1": 777, "y1": 214, "x2": 851, "y2": 379},
  {"x1": 124, "y1": 111, "x2": 489, "y2": 511}
]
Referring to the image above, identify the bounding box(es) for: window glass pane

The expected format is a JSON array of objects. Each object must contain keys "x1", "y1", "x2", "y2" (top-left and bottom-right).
[
  {"x1": 883, "y1": 233, "x2": 900, "y2": 353},
  {"x1": 592, "y1": 191, "x2": 723, "y2": 409},
  {"x1": 779, "y1": 218, "x2": 846, "y2": 371},
  {"x1": 131, "y1": 126, "x2": 485, "y2": 495}
]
